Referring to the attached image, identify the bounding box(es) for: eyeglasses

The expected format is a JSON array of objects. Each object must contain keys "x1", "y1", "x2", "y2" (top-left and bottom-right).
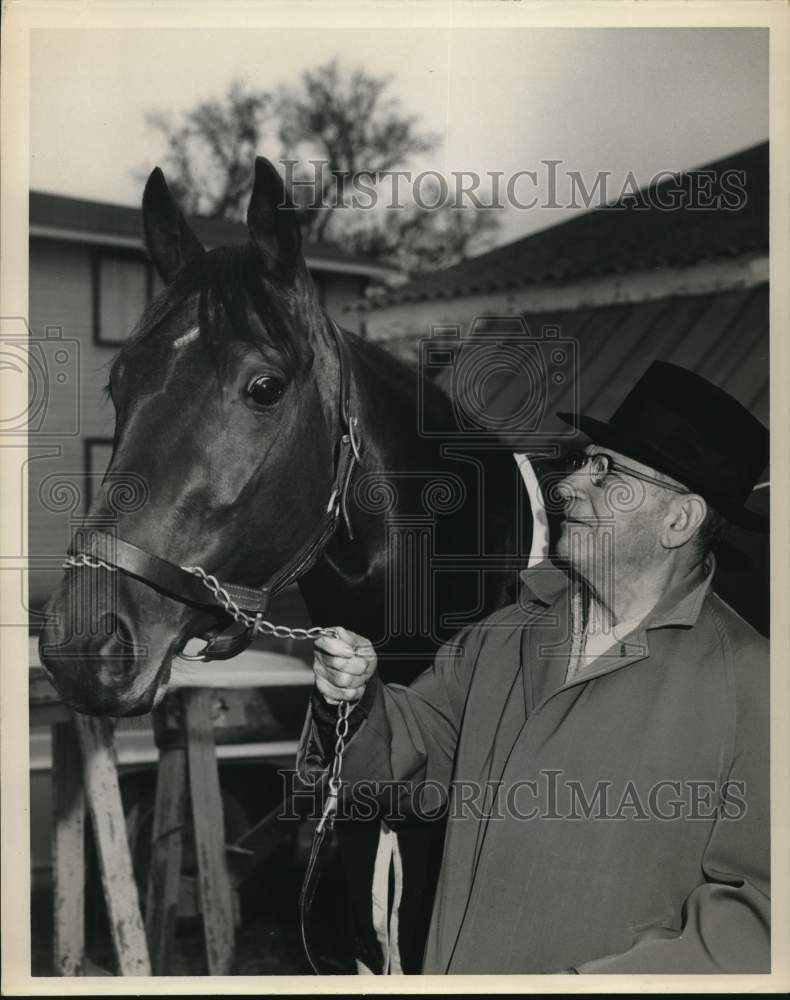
[{"x1": 563, "y1": 450, "x2": 689, "y2": 495}]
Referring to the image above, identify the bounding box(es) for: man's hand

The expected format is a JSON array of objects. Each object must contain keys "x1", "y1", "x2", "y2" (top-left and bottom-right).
[{"x1": 313, "y1": 627, "x2": 377, "y2": 705}]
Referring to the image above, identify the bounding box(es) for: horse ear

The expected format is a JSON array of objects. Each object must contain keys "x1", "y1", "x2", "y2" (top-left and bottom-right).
[
  {"x1": 142, "y1": 168, "x2": 205, "y2": 283},
  {"x1": 246, "y1": 157, "x2": 303, "y2": 282}
]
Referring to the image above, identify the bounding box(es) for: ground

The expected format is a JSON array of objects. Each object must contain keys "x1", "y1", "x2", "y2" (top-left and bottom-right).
[{"x1": 32, "y1": 835, "x2": 355, "y2": 976}]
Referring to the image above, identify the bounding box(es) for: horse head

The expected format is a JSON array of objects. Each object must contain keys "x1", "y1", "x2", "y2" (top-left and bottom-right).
[{"x1": 39, "y1": 159, "x2": 346, "y2": 715}]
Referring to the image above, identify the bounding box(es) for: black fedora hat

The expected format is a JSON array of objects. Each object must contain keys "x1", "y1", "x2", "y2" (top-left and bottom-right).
[{"x1": 557, "y1": 361, "x2": 769, "y2": 531}]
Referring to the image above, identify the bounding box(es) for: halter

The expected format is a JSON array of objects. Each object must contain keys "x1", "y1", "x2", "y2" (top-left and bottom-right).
[{"x1": 64, "y1": 318, "x2": 363, "y2": 662}]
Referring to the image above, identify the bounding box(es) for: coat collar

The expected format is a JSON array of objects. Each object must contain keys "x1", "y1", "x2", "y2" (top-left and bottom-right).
[
  {"x1": 518, "y1": 558, "x2": 572, "y2": 607},
  {"x1": 643, "y1": 554, "x2": 716, "y2": 630},
  {"x1": 519, "y1": 555, "x2": 718, "y2": 705},
  {"x1": 518, "y1": 555, "x2": 717, "y2": 632}
]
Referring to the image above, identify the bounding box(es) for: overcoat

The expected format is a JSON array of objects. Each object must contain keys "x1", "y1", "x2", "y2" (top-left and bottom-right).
[{"x1": 297, "y1": 557, "x2": 770, "y2": 973}]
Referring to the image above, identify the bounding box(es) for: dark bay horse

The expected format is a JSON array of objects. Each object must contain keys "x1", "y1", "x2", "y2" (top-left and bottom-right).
[{"x1": 39, "y1": 158, "x2": 535, "y2": 972}]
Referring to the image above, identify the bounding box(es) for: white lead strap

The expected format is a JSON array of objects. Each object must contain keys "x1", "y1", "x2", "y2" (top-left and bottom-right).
[{"x1": 369, "y1": 825, "x2": 404, "y2": 975}]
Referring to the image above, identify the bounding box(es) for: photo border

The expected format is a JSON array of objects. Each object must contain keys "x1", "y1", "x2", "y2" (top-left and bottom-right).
[{"x1": 2, "y1": 1, "x2": 788, "y2": 995}]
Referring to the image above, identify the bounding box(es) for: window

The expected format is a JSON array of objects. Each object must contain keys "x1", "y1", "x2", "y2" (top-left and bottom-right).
[{"x1": 92, "y1": 250, "x2": 153, "y2": 346}]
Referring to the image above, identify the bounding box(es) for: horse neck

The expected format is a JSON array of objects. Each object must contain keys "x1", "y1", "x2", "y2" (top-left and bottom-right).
[
  {"x1": 297, "y1": 328, "x2": 445, "y2": 637},
  {"x1": 349, "y1": 333, "x2": 437, "y2": 465},
  {"x1": 299, "y1": 328, "x2": 527, "y2": 677}
]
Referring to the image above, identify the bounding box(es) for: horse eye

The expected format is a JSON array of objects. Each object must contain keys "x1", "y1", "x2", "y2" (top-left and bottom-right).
[{"x1": 246, "y1": 374, "x2": 286, "y2": 406}]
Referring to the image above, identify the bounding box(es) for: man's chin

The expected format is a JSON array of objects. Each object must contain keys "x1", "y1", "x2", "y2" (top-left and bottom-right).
[
  {"x1": 555, "y1": 535, "x2": 571, "y2": 567},
  {"x1": 555, "y1": 522, "x2": 596, "y2": 575},
  {"x1": 556, "y1": 519, "x2": 585, "y2": 548}
]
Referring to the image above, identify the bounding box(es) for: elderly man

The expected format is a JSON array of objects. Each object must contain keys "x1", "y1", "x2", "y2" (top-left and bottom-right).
[{"x1": 297, "y1": 361, "x2": 770, "y2": 974}]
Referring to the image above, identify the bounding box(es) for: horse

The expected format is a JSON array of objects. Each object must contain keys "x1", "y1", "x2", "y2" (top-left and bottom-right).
[{"x1": 38, "y1": 157, "x2": 537, "y2": 973}]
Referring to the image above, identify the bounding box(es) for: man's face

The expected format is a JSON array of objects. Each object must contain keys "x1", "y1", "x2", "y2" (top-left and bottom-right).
[{"x1": 555, "y1": 444, "x2": 677, "y2": 593}]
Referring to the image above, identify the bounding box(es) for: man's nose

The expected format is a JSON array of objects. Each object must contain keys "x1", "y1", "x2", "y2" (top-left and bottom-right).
[
  {"x1": 557, "y1": 470, "x2": 590, "y2": 506},
  {"x1": 546, "y1": 472, "x2": 583, "y2": 514}
]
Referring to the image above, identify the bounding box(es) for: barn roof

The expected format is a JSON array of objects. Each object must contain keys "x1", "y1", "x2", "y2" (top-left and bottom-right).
[
  {"x1": 385, "y1": 283, "x2": 767, "y2": 446},
  {"x1": 495, "y1": 286, "x2": 765, "y2": 436},
  {"x1": 367, "y1": 141, "x2": 768, "y2": 307},
  {"x1": 29, "y1": 190, "x2": 396, "y2": 280}
]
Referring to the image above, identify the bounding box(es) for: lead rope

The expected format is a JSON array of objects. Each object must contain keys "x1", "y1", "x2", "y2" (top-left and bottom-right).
[{"x1": 299, "y1": 698, "x2": 351, "y2": 975}]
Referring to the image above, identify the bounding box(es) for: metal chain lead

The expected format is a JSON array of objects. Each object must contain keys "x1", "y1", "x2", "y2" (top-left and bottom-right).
[
  {"x1": 63, "y1": 554, "x2": 117, "y2": 572},
  {"x1": 330, "y1": 699, "x2": 351, "y2": 793},
  {"x1": 176, "y1": 566, "x2": 352, "y2": 829},
  {"x1": 63, "y1": 552, "x2": 337, "y2": 639},
  {"x1": 183, "y1": 564, "x2": 353, "y2": 819},
  {"x1": 317, "y1": 699, "x2": 351, "y2": 834},
  {"x1": 63, "y1": 557, "x2": 337, "y2": 642},
  {"x1": 180, "y1": 564, "x2": 339, "y2": 641}
]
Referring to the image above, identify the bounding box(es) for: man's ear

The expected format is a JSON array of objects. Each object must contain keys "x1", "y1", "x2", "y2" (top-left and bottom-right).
[
  {"x1": 142, "y1": 168, "x2": 205, "y2": 283},
  {"x1": 246, "y1": 156, "x2": 303, "y2": 282},
  {"x1": 662, "y1": 494, "x2": 707, "y2": 550}
]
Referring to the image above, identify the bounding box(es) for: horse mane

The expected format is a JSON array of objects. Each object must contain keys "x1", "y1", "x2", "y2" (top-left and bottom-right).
[{"x1": 123, "y1": 244, "x2": 309, "y2": 375}]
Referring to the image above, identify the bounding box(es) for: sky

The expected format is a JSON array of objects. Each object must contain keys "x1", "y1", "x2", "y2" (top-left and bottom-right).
[{"x1": 30, "y1": 26, "x2": 768, "y2": 246}]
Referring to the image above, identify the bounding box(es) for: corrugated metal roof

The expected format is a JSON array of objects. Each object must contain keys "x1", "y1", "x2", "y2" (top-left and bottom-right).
[
  {"x1": 28, "y1": 190, "x2": 395, "y2": 277},
  {"x1": 368, "y1": 142, "x2": 768, "y2": 307},
  {"x1": 414, "y1": 284, "x2": 769, "y2": 445}
]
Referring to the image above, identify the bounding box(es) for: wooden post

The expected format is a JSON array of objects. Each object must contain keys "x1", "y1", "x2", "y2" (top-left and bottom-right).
[
  {"x1": 51, "y1": 720, "x2": 85, "y2": 975},
  {"x1": 144, "y1": 745, "x2": 187, "y2": 974},
  {"x1": 74, "y1": 714, "x2": 151, "y2": 976},
  {"x1": 183, "y1": 689, "x2": 235, "y2": 975}
]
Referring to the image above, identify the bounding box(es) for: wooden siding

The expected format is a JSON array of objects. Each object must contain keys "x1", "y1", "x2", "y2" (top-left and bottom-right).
[{"x1": 28, "y1": 239, "x2": 118, "y2": 610}]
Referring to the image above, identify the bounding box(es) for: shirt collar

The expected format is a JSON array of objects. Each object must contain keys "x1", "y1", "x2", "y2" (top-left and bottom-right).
[{"x1": 519, "y1": 554, "x2": 716, "y2": 630}]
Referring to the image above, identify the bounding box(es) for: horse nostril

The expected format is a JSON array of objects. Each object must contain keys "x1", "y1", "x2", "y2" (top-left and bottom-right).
[{"x1": 95, "y1": 612, "x2": 135, "y2": 657}]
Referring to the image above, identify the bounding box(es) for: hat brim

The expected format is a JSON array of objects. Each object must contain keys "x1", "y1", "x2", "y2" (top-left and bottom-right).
[{"x1": 557, "y1": 411, "x2": 769, "y2": 533}]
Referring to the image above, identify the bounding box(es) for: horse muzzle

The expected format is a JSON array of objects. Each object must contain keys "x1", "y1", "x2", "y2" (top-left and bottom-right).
[{"x1": 38, "y1": 578, "x2": 183, "y2": 716}]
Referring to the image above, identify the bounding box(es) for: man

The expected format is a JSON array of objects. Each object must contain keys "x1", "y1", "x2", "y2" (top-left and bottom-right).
[{"x1": 297, "y1": 361, "x2": 770, "y2": 974}]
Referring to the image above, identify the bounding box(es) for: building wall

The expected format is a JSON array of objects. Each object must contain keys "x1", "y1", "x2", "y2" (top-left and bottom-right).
[
  {"x1": 26, "y1": 237, "x2": 370, "y2": 609},
  {"x1": 27, "y1": 238, "x2": 118, "y2": 612}
]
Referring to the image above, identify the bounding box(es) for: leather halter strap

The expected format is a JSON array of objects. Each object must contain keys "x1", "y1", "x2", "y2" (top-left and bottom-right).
[
  {"x1": 67, "y1": 318, "x2": 361, "y2": 660},
  {"x1": 75, "y1": 533, "x2": 270, "y2": 612}
]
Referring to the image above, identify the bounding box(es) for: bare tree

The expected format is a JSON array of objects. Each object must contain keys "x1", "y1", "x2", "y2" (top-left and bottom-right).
[
  {"x1": 144, "y1": 80, "x2": 275, "y2": 219},
  {"x1": 336, "y1": 182, "x2": 501, "y2": 275},
  {"x1": 142, "y1": 63, "x2": 500, "y2": 276},
  {"x1": 275, "y1": 59, "x2": 437, "y2": 243}
]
